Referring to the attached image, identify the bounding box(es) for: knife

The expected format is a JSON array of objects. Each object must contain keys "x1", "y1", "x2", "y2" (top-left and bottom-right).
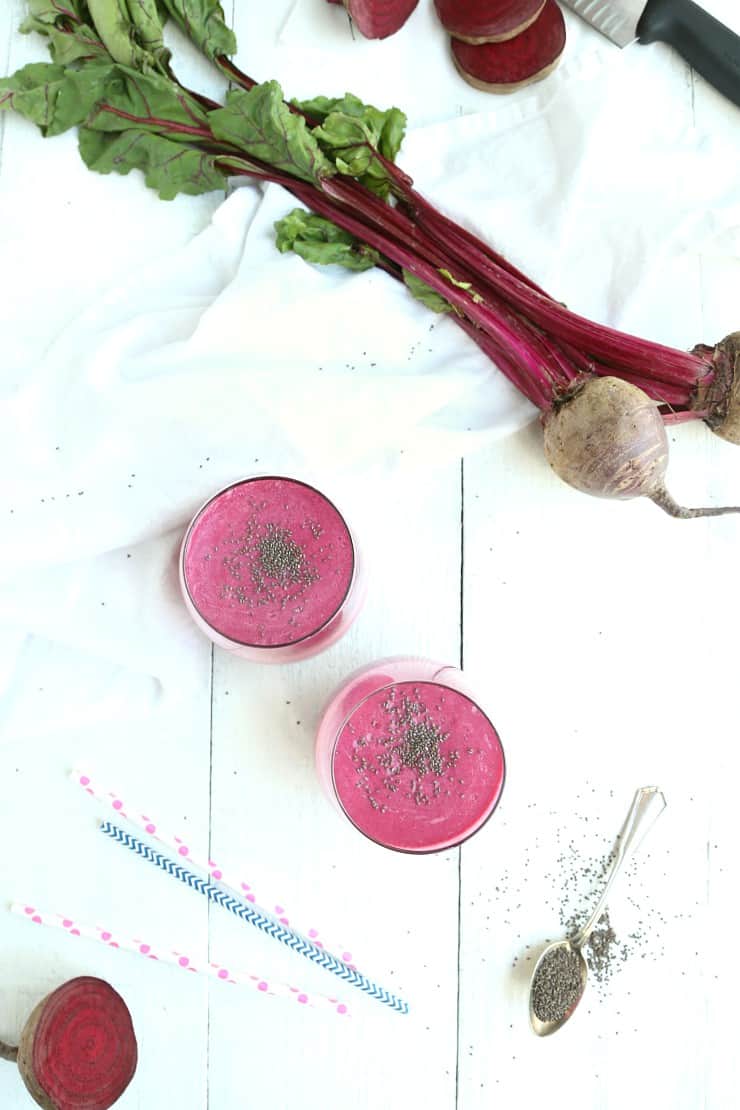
[{"x1": 562, "y1": 0, "x2": 740, "y2": 108}]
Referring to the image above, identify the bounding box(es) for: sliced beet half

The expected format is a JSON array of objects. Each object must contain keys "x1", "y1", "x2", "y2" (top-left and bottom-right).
[
  {"x1": 451, "y1": 0, "x2": 566, "y2": 92},
  {"x1": 15, "y1": 977, "x2": 138, "y2": 1110},
  {"x1": 342, "y1": 0, "x2": 419, "y2": 38},
  {"x1": 435, "y1": 0, "x2": 546, "y2": 44}
]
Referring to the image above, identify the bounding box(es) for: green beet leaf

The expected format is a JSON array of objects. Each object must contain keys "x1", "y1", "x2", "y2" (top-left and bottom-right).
[
  {"x1": 0, "y1": 62, "x2": 67, "y2": 134},
  {"x1": 294, "y1": 93, "x2": 406, "y2": 162},
  {"x1": 79, "y1": 126, "x2": 227, "y2": 199},
  {"x1": 403, "y1": 272, "x2": 454, "y2": 314},
  {"x1": 439, "y1": 268, "x2": 485, "y2": 304},
  {"x1": 126, "y1": 0, "x2": 167, "y2": 53},
  {"x1": 21, "y1": 19, "x2": 109, "y2": 66},
  {"x1": 294, "y1": 93, "x2": 406, "y2": 196},
  {"x1": 1, "y1": 59, "x2": 210, "y2": 143},
  {"x1": 20, "y1": 0, "x2": 91, "y2": 26},
  {"x1": 0, "y1": 61, "x2": 110, "y2": 137},
  {"x1": 275, "y1": 209, "x2": 381, "y2": 272},
  {"x1": 210, "y1": 83, "x2": 334, "y2": 185},
  {"x1": 158, "y1": 0, "x2": 237, "y2": 60},
  {"x1": 84, "y1": 66, "x2": 210, "y2": 138},
  {"x1": 85, "y1": 0, "x2": 163, "y2": 71},
  {"x1": 20, "y1": 1, "x2": 110, "y2": 65},
  {"x1": 21, "y1": 0, "x2": 171, "y2": 72}
]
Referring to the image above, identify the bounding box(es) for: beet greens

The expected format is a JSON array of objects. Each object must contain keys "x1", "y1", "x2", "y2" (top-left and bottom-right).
[{"x1": 2, "y1": 0, "x2": 739, "y2": 516}]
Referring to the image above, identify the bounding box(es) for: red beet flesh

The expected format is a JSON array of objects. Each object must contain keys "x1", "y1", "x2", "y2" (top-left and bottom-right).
[
  {"x1": 435, "y1": 0, "x2": 546, "y2": 44},
  {"x1": 343, "y1": 0, "x2": 419, "y2": 38},
  {"x1": 451, "y1": 0, "x2": 566, "y2": 90},
  {"x1": 20, "y1": 978, "x2": 137, "y2": 1110}
]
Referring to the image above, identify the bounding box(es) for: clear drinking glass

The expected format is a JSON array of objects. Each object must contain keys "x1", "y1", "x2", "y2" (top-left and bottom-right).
[
  {"x1": 179, "y1": 475, "x2": 365, "y2": 663},
  {"x1": 315, "y1": 657, "x2": 506, "y2": 853}
]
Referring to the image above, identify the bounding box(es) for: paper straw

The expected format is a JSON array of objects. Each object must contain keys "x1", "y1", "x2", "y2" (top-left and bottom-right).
[
  {"x1": 10, "y1": 903, "x2": 349, "y2": 1017},
  {"x1": 101, "y1": 821, "x2": 409, "y2": 1015},
  {"x1": 72, "y1": 770, "x2": 355, "y2": 965}
]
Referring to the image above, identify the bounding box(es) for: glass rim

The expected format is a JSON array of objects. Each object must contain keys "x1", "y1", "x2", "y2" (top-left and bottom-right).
[
  {"x1": 328, "y1": 677, "x2": 506, "y2": 855},
  {"x1": 180, "y1": 473, "x2": 357, "y2": 651}
]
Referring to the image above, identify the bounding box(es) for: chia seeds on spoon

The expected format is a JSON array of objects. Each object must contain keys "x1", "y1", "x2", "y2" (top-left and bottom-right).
[{"x1": 531, "y1": 945, "x2": 583, "y2": 1024}]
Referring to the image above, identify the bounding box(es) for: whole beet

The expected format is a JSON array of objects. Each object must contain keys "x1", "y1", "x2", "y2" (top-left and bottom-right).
[{"x1": 543, "y1": 376, "x2": 740, "y2": 518}]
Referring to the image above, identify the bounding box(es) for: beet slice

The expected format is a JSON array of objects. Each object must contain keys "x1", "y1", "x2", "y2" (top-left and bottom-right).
[
  {"x1": 451, "y1": 0, "x2": 566, "y2": 91},
  {"x1": 435, "y1": 0, "x2": 546, "y2": 44},
  {"x1": 342, "y1": 0, "x2": 419, "y2": 39},
  {"x1": 3, "y1": 978, "x2": 138, "y2": 1110}
]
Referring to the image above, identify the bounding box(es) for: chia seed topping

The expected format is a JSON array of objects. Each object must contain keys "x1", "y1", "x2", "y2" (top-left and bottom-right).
[{"x1": 255, "y1": 522, "x2": 319, "y2": 589}]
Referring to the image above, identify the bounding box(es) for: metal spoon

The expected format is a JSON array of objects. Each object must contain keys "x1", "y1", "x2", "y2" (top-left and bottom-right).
[{"x1": 529, "y1": 785, "x2": 667, "y2": 1037}]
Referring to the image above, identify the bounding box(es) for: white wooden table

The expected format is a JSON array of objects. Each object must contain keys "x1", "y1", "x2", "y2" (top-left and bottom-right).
[{"x1": 1, "y1": 2, "x2": 739, "y2": 1108}]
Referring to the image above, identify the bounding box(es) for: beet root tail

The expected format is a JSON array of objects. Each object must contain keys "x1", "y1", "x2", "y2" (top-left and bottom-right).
[
  {"x1": 650, "y1": 487, "x2": 740, "y2": 519},
  {"x1": 0, "y1": 1042, "x2": 19, "y2": 1063}
]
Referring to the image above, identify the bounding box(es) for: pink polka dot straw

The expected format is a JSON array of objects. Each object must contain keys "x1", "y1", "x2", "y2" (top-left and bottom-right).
[
  {"x1": 9, "y1": 903, "x2": 350, "y2": 1017},
  {"x1": 71, "y1": 770, "x2": 355, "y2": 967}
]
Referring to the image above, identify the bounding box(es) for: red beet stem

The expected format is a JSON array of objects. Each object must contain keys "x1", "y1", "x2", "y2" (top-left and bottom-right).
[
  {"x1": 228, "y1": 153, "x2": 568, "y2": 402},
  {"x1": 323, "y1": 177, "x2": 579, "y2": 389},
  {"x1": 406, "y1": 191, "x2": 708, "y2": 386},
  {"x1": 662, "y1": 408, "x2": 704, "y2": 425},
  {"x1": 210, "y1": 54, "x2": 712, "y2": 413},
  {"x1": 457, "y1": 317, "x2": 555, "y2": 407}
]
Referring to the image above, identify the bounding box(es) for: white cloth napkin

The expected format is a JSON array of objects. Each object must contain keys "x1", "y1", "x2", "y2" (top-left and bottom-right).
[{"x1": 1, "y1": 2, "x2": 739, "y2": 730}]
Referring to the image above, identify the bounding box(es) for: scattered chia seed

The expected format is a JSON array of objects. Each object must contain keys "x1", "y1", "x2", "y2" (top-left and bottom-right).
[
  {"x1": 584, "y1": 911, "x2": 627, "y2": 989},
  {"x1": 531, "y1": 945, "x2": 583, "y2": 1023}
]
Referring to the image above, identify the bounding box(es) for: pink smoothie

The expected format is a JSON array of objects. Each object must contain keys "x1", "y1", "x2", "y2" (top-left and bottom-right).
[
  {"x1": 180, "y1": 477, "x2": 358, "y2": 657},
  {"x1": 316, "y1": 659, "x2": 505, "y2": 853}
]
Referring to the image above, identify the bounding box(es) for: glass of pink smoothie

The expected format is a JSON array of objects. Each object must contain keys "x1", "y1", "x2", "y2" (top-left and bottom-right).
[
  {"x1": 179, "y1": 476, "x2": 365, "y2": 662},
  {"x1": 316, "y1": 657, "x2": 505, "y2": 853}
]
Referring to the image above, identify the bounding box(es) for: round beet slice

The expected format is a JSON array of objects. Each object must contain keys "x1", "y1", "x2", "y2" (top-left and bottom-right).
[
  {"x1": 8, "y1": 978, "x2": 138, "y2": 1110},
  {"x1": 435, "y1": 0, "x2": 546, "y2": 44},
  {"x1": 451, "y1": 0, "x2": 566, "y2": 92},
  {"x1": 343, "y1": 0, "x2": 419, "y2": 39}
]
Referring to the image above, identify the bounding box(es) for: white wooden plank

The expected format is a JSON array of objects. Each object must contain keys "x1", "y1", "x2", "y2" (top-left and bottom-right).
[
  {"x1": 456, "y1": 11, "x2": 740, "y2": 1097},
  {"x1": 457, "y1": 412, "x2": 740, "y2": 1107},
  {"x1": 206, "y1": 464, "x2": 463, "y2": 1110},
  {"x1": 690, "y1": 0, "x2": 740, "y2": 1079}
]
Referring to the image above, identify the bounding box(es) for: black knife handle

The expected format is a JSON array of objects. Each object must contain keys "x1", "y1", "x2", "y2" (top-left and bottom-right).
[{"x1": 638, "y1": 0, "x2": 740, "y2": 109}]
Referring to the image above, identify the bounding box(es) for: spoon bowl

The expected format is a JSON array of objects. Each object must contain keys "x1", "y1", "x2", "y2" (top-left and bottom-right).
[{"x1": 528, "y1": 938, "x2": 588, "y2": 1037}]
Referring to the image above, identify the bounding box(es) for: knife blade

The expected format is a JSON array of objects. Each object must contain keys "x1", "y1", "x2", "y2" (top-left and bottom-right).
[{"x1": 562, "y1": 0, "x2": 740, "y2": 108}]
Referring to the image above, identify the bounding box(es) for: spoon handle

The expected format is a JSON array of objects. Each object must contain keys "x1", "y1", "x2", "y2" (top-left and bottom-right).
[{"x1": 571, "y1": 786, "x2": 666, "y2": 950}]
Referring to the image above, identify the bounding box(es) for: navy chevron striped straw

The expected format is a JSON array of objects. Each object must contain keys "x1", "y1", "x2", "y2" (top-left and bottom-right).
[{"x1": 101, "y1": 821, "x2": 409, "y2": 1015}]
